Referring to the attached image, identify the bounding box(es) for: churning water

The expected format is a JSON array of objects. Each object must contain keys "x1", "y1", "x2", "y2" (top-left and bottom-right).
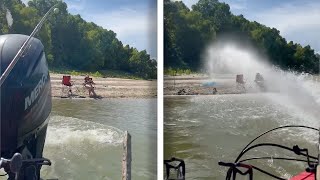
[
  {"x1": 40, "y1": 98, "x2": 157, "y2": 180},
  {"x1": 164, "y1": 95, "x2": 318, "y2": 179},
  {"x1": 164, "y1": 41, "x2": 320, "y2": 179}
]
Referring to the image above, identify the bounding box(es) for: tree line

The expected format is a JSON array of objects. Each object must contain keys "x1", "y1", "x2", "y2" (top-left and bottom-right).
[
  {"x1": 164, "y1": 0, "x2": 320, "y2": 74},
  {"x1": 0, "y1": 0, "x2": 157, "y2": 79}
]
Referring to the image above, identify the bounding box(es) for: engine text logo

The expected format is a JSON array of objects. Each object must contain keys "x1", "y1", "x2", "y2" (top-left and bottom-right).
[{"x1": 24, "y1": 74, "x2": 48, "y2": 110}]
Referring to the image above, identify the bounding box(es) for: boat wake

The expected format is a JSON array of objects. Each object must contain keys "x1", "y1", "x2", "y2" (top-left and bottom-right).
[
  {"x1": 46, "y1": 115, "x2": 124, "y2": 147},
  {"x1": 41, "y1": 115, "x2": 124, "y2": 179}
]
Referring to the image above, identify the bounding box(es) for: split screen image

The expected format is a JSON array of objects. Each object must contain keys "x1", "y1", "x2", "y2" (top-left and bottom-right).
[{"x1": 1, "y1": 0, "x2": 320, "y2": 179}]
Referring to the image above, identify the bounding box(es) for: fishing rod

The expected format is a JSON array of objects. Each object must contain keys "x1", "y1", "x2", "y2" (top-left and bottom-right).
[
  {"x1": 0, "y1": 4, "x2": 59, "y2": 179},
  {"x1": 317, "y1": 127, "x2": 320, "y2": 179},
  {"x1": 0, "y1": 4, "x2": 59, "y2": 87}
]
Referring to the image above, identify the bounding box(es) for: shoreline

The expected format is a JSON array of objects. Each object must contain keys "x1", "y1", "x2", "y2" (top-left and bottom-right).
[
  {"x1": 50, "y1": 73, "x2": 157, "y2": 99},
  {"x1": 52, "y1": 96, "x2": 157, "y2": 99},
  {"x1": 164, "y1": 74, "x2": 246, "y2": 96}
]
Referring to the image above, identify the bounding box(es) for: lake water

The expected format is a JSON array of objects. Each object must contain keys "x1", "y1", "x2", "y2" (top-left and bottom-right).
[
  {"x1": 164, "y1": 94, "x2": 318, "y2": 179},
  {"x1": 40, "y1": 98, "x2": 157, "y2": 180}
]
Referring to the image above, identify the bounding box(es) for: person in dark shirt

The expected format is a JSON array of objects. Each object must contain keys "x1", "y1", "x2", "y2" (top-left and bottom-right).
[{"x1": 255, "y1": 73, "x2": 264, "y2": 82}]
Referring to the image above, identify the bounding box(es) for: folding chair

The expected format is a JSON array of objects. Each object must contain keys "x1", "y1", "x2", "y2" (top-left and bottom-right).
[
  {"x1": 236, "y1": 74, "x2": 246, "y2": 92},
  {"x1": 61, "y1": 75, "x2": 73, "y2": 97},
  {"x1": 236, "y1": 74, "x2": 245, "y2": 84}
]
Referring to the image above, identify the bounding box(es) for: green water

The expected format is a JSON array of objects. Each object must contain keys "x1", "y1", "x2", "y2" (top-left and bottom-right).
[
  {"x1": 164, "y1": 94, "x2": 318, "y2": 180},
  {"x1": 40, "y1": 98, "x2": 157, "y2": 180}
]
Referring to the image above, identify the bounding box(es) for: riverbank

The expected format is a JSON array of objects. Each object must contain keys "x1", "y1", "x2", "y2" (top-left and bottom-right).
[
  {"x1": 164, "y1": 74, "x2": 247, "y2": 95},
  {"x1": 165, "y1": 73, "x2": 320, "y2": 96},
  {"x1": 50, "y1": 73, "x2": 157, "y2": 98}
]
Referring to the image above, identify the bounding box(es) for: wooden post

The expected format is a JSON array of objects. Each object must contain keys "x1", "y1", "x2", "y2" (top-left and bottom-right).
[
  {"x1": 173, "y1": 71, "x2": 176, "y2": 91},
  {"x1": 122, "y1": 131, "x2": 131, "y2": 180}
]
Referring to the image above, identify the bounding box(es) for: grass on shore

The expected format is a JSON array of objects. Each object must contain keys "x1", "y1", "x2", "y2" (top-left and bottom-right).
[
  {"x1": 50, "y1": 68, "x2": 144, "y2": 80},
  {"x1": 164, "y1": 67, "x2": 194, "y2": 76}
]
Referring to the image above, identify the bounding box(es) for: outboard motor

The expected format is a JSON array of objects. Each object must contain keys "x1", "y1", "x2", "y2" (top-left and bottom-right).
[{"x1": 0, "y1": 34, "x2": 52, "y2": 179}]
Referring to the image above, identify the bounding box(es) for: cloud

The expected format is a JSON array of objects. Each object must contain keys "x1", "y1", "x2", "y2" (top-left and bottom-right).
[
  {"x1": 172, "y1": 0, "x2": 197, "y2": 8},
  {"x1": 172, "y1": 0, "x2": 247, "y2": 10},
  {"x1": 225, "y1": 0, "x2": 247, "y2": 11},
  {"x1": 20, "y1": 0, "x2": 87, "y2": 11},
  {"x1": 250, "y1": 1, "x2": 320, "y2": 51},
  {"x1": 7, "y1": 0, "x2": 157, "y2": 58},
  {"x1": 21, "y1": 0, "x2": 30, "y2": 5},
  {"x1": 64, "y1": 0, "x2": 87, "y2": 11},
  {"x1": 82, "y1": 7, "x2": 157, "y2": 58},
  {"x1": 85, "y1": 8, "x2": 156, "y2": 38},
  {"x1": 254, "y1": 2, "x2": 320, "y2": 35}
]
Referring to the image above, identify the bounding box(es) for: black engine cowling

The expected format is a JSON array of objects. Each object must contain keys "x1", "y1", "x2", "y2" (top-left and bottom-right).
[{"x1": 0, "y1": 34, "x2": 52, "y2": 159}]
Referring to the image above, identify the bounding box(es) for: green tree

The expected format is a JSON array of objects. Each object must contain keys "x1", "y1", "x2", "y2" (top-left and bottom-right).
[
  {"x1": 0, "y1": 0, "x2": 157, "y2": 79},
  {"x1": 164, "y1": 0, "x2": 320, "y2": 74}
]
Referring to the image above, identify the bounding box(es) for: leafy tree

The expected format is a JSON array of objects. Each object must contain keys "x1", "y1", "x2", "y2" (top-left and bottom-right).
[
  {"x1": 164, "y1": 0, "x2": 320, "y2": 74},
  {"x1": 0, "y1": 0, "x2": 156, "y2": 79}
]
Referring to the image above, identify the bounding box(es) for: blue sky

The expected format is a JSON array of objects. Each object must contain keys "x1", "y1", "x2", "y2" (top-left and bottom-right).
[
  {"x1": 177, "y1": 0, "x2": 320, "y2": 53},
  {"x1": 22, "y1": 0, "x2": 157, "y2": 59}
]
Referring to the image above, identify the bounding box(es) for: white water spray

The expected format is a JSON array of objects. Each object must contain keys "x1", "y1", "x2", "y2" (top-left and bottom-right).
[
  {"x1": 6, "y1": 9, "x2": 13, "y2": 28},
  {"x1": 204, "y1": 40, "x2": 320, "y2": 126},
  {"x1": 42, "y1": 115, "x2": 124, "y2": 179},
  {"x1": 46, "y1": 115, "x2": 124, "y2": 147}
]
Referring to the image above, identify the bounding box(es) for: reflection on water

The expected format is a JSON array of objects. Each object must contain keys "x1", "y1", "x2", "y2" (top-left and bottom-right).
[
  {"x1": 41, "y1": 98, "x2": 157, "y2": 180},
  {"x1": 164, "y1": 95, "x2": 318, "y2": 179}
]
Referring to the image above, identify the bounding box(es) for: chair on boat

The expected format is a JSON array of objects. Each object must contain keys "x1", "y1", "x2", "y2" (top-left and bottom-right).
[{"x1": 61, "y1": 75, "x2": 73, "y2": 96}]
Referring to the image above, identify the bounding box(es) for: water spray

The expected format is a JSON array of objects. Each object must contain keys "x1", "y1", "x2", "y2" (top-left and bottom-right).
[
  {"x1": 0, "y1": 4, "x2": 59, "y2": 87},
  {"x1": 204, "y1": 40, "x2": 320, "y2": 125}
]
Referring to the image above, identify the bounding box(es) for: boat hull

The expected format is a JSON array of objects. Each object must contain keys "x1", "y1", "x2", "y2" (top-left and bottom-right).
[{"x1": 290, "y1": 171, "x2": 314, "y2": 180}]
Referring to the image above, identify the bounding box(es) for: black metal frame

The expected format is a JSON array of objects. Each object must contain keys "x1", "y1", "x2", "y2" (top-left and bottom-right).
[
  {"x1": 218, "y1": 125, "x2": 319, "y2": 180},
  {"x1": 0, "y1": 153, "x2": 51, "y2": 180},
  {"x1": 164, "y1": 157, "x2": 186, "y2": 180}
]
